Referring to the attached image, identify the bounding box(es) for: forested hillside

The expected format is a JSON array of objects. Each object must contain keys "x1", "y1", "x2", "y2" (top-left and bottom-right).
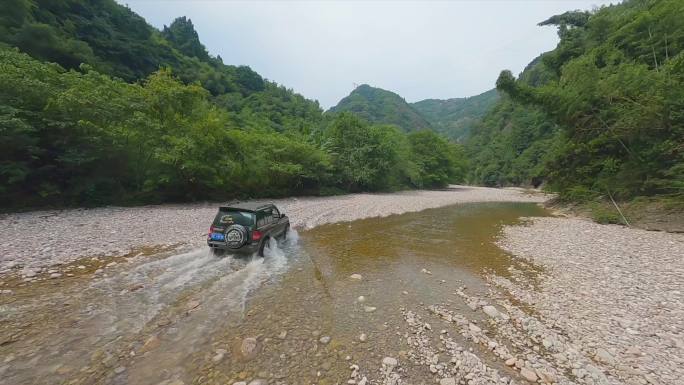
[
  {"x1": 467, "y1": 0, "x2": 684, "y2": 210},
  {"x1": 412, "y1": 89, "x2": 499, "y2": 142},
  {"x1": 0, "y1": 0, "x2": 465, "y2": 209},
  {"x1": 328, "y1": 84, "x2": 432, "y2": 132}
]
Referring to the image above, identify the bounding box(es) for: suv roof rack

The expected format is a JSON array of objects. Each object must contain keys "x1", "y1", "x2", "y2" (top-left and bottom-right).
[{"x1": 219, "y1": 201, "x2": 274, "y2": 212}]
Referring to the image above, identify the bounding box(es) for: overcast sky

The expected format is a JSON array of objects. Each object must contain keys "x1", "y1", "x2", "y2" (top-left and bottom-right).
[{"x1": 117, "y1": 0, "x2": 614, "y2": 108}]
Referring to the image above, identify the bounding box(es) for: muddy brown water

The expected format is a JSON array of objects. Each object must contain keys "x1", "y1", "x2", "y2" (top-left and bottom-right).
[{"x1": 0, "y1": 202, "x2": 547, "y2": 385}]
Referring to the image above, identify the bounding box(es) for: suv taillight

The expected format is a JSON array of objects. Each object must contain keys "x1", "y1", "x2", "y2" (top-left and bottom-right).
[
  {"x1": 252, "y1": 230, "x2": 262, "y2": 241},
  {"x1": 208, "y1": 225, "x2": 214, "y2": 239}
]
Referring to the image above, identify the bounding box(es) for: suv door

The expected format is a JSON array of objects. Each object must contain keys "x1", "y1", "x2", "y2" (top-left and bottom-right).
[
  {"x1": 257, "y1": 207, "x2": 277, "y2": 238},
  {"x1": 270, "y1": 207, "x2": 287, "y2": 236}
]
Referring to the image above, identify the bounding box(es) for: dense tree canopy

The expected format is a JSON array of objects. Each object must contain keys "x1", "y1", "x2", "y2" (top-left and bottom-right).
[{"x1": 467, "y1": 0, "x2": 684, "y2": 203}]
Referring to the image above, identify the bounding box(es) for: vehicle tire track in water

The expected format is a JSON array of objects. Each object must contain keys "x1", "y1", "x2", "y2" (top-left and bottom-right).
[
  {"x1": 123, "y1": 236, "x2": 298, "y2": 385},
  {"x1": 1, "y1": 232, "x2": 300, "y2": 385}
]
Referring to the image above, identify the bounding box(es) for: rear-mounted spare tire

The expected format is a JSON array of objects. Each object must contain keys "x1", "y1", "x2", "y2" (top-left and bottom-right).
[{"x1": 224, "y1": 224, "x2": 248, "y2": 249}]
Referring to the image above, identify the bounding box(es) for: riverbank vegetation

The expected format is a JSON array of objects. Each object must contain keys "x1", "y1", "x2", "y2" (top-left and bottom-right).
[
  {"x1": 467, "y1": 0, "x2": 684, "y2": 222},
  {"x1": 0, "y1": 0, "x2": 466, "y2": 209},
  {"x1": 0, "y1": 46, "x2": 465, "y2": 208}
]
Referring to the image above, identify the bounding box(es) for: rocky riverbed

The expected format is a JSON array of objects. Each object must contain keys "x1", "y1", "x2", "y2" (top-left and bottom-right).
[
  {"x1": 1, "y1": 188, "x2": 682, "y2": 385},
  {"x1": 494, "y1": 217, "x2": 684, "y2": 385}
]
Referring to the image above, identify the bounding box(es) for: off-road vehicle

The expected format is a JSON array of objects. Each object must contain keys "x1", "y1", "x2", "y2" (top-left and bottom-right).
[{"x1": 207, "y1": 203, "x2": 290, "y2": 256}]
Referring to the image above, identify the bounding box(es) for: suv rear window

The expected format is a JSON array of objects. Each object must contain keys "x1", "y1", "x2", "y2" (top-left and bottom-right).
[{"x1": 212, "y1": 210, "x2": 255, "y2": 227}]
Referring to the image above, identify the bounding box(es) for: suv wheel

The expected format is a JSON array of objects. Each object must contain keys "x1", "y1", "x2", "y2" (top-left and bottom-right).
[{"x1": 258, "y1": 237, "x2": 271, "y2": 257}]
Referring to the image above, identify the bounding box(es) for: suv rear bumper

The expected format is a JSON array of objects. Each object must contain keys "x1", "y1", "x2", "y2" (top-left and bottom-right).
[{"x1": 207, "y1": 240, "x2": 259, "y2": 254}]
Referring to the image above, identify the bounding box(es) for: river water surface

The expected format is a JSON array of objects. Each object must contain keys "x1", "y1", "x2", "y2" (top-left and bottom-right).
[{"x1": 0, "y1": 202, "x2": 547, "y2": 385}]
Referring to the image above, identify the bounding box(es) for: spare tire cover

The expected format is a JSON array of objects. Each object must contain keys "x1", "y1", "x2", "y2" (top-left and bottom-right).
[{"x1": 224, "y1": 224, "x2": 248, "y2": 249}]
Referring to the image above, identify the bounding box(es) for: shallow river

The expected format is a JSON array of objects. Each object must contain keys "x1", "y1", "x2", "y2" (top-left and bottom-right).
[{"x1": 0, "y1": 202, "x2": 547, "y2": 385}]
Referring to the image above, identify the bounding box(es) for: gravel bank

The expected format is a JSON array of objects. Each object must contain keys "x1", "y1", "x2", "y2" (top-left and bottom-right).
[
  {"x1": 0, "y1": 185, "x2": 545, "y2": 272},
  {"x1": 497, "y1": 217, "x2": 684, "y2": 385}
]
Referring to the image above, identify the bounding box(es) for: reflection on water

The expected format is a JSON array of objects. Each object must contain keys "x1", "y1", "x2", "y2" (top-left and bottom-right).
[{"x1": 0, "y1": 202, "x2": 548, "y2": 385}]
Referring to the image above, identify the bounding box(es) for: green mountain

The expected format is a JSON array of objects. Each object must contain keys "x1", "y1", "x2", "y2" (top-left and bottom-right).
[
  {"x1": 1, "y1": 0, "x2": 257, "y2": 92},
  {"x1": 467, "y1": 0, "x2": 684, "y2": 206},
  {"x1": 411, "y1": 89, "x2": 500, "y2": 142},
  {"x1": 0, "y1": 0, "x2": 323, "y2": 133},
  {"x1": 328, "y1": 84, "x2": 432, "y2": 132}
]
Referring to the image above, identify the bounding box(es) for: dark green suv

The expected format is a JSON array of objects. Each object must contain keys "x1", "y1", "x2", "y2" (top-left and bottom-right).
[{"x1": 207, "y1": 203, "x2": 290, "y2": 256}]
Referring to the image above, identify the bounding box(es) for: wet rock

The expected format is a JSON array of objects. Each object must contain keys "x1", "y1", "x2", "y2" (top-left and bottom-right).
[
  {"x1": 520, "y1": 367, "x2": 538, "y2": 382},
  {"x1": 363, "y1": 306, "x2": 377, "y2": 313},
  {"x1": 233, "y1": 382, "x2": 247, "y2": 385},
  {"x1": 55, "y1": 365, "x2": 72, "y2": 375},
  {"x1": 319, "y1": 336, "x2": 331, "y2": 344},
  {"x1": 482, "y1": 305, "x2": 500, "y2": 319},
  {"x1": 49, "y1": 273, "x2": 62, "y2": 279},
  {"x1": 156, "y1": 318, "x2": 171, "y2": 327},
  {"x1": 114, "y1": 366, "x2": 126, "y2": 374},
  {"x1": 350, "y1": 274, "x2": 363, "y2": 280},
  {"x1": 140, "y1": 335, "x2": 160, "y2": 352},
  {"x1": 186, "y1": 300, "x2": 200, "y2": 311},
  {"x1": 358, "y1": 377, "x2": 368, "y2": 385},
  {"x1": 212, "y1": 349, "x2": 226, "y2": 363},
  {"x1": 468, "y1": 323, "x2": 481, "y2": 333},
  {"x1": 128, "y1": 283, "x2": 144, "y2": 292},
  {"x1": 357, "y1": 295, "x2": 366, "y2": 302},
  {"x1": 382, "y1": 356, "x2": 398, "y2": 369},
  {"x1": 277, "y1": 330, "x2": 288, "y2": 339},
  {"x1": 239, "y1": 337, "x2": 259, "y2": 360},
  {"x1": 248, "y1": 379, "x2": 266, "y2": 385},
  {"x1": 420, "y1": 268, "x2": 432, "y2": 275},
  {"x1": 440, "y1": 378, "x2": 456, "y2": 385},
  {"x1": 505, "y1": 357, "x2": 517, "y2": 366},
  {"x1": 359, "y1": 333, "x2": 368, "y2": 342}
]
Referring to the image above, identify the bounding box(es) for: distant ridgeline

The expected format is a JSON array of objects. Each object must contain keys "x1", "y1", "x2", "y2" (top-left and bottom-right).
[
  {"x1": 328, "y1": 84, "x2": 500, "y2": 142},
  {"x1": 0, "y1": 0, "x2": 467, "y2": 208},
  {"x1": 411, "y1": 89, "x2": 500, "y2": 142},
  {"x1": 467, "y1": 0, "x2": 684, "y2": 205},
  {"x1": 328, "y1": 84, "x2": 433, "y2": 132}
]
